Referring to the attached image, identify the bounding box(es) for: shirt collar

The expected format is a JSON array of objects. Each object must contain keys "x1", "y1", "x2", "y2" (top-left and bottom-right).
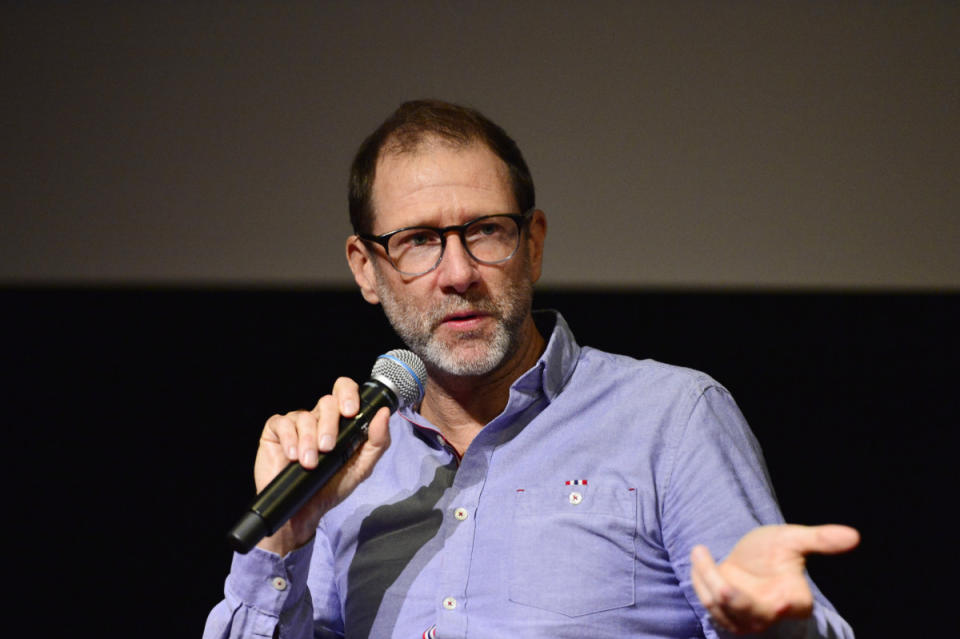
[
  {"x1": 398, "y1": 309, "x2": 581, "y2": 431},
  {"x1": 511, "y1": 309, "x2": 581, "y2": 403}
]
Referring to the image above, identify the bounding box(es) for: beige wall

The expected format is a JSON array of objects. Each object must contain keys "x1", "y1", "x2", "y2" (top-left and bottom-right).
[{"x1": 2, "y1": 2, "x2": 957, "y2": 289}]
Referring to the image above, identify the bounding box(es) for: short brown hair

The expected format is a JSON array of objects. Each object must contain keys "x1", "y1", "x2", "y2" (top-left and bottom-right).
[{"x1": 348, "y1": 99, "x2": 535, "y2": 234}]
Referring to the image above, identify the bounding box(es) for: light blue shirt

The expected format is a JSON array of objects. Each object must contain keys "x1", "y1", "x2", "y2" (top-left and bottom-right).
[{"x1": 205, "y1": 311, "x2": 852, "y2": 639}]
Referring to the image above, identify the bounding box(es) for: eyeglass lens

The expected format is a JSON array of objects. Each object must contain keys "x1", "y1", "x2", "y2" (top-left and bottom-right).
[{"x1": 388, "y1": 216, "x2": 520, "y2": 275}]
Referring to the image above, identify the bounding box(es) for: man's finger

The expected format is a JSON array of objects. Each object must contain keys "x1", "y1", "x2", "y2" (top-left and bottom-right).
[
  {"x1": 690, "y1": 546, "x2": 737, "y2": 617},
  {"x1": 691, "y1": 546, "x2": 742, "y2": 633},
  {"x1": 785, "y1": 524, "x2": 861, "y2": 556},
  {"x1": 690, "y1": 544, "x2": 730, "y2": 599},
  {"x1": 265, "y1": 413, "x2": 299, "y2": 461},
  {"x1": 366, "y1": 406, "x2": 391, "y2": 448},
  {"x1": 295, "y1": 411, "x2": 319, "y2": 468},
  {"x1": 314, "y1": 394, "x2": 340, "y2": 452},
  {"x1": 332, "y1": 376, "x2": 361, "y2": 416},
  {"x1": 813, "y1": 524, "x2": 861, "y2": 554}
]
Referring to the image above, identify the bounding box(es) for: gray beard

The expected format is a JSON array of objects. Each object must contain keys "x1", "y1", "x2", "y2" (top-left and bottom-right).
[{"x1": 374, "y1": 270, "x2": 533, "y2": 378}]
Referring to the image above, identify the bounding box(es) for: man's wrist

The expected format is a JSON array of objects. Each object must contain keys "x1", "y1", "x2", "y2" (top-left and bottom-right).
[{"x1": 257, "y1": 522, "x2": 316, "y2": 556}]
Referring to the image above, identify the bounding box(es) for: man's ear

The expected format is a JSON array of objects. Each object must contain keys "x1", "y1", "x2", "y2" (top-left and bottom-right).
[
  {"x1": 346, "y1": 236, "x2": 381, "y2": 305},
  {"x1": 525, "y1": 209, "x2": 547, "y2": 284}
]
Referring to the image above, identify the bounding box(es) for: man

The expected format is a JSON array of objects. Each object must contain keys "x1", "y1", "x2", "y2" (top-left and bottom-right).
[{"x1": 205, "y1": 100, "x2": 858, "y2": 638}]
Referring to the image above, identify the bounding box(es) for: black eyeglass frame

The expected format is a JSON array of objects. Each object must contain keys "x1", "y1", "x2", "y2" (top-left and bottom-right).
[{"x1": 358, "y1": 208, "x2": 535, "y2": 276}]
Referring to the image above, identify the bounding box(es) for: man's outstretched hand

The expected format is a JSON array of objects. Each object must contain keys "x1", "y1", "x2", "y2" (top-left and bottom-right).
[{"x1": 690, "y1": 524, "x2": 859, "y2": 635}]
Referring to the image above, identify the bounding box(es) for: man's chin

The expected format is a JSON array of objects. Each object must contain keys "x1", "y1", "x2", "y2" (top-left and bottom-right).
[{"x1": 421, "y1": 339, "x2": 504, "y2": 377}]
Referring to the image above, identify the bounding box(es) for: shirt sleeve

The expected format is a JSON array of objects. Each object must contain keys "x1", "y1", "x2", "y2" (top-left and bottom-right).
[
  {"x1": 202, "y1": 541, "x2": 319, "y2": 639},
  {"x1": 659, "y1": 384, "x2": 854, "y2": 639}
]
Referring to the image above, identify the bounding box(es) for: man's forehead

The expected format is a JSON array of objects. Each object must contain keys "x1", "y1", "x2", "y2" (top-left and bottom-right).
[{"x1": 368, "y1": 138, "x2": 514, "y2": 225}]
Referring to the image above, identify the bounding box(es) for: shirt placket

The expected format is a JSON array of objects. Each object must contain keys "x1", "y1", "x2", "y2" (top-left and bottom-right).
[{"x1": 432, "y1": 444, "x2": 489, "y2": 639}]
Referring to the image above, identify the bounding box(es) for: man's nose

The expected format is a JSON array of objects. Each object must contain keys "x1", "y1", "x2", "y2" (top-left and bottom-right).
[{"x1": 435, "y1": 233, "x2": 480, "y2": 293}]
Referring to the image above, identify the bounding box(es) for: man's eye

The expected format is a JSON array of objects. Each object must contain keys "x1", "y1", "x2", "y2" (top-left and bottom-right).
[
  {"x1": 401, "y1": 231, "x2": 437, "y2": 248},
  {"x1": 469, "y1": 222, "x2": 506, "y2": 240}
]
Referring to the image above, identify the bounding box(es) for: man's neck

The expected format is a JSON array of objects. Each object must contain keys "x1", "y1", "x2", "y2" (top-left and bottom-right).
[{"x1": 419, "y1": 315, "x2": 546, "y2": 455}]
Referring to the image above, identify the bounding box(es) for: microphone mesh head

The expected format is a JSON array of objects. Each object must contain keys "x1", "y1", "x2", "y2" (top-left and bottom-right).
[{"x1": 371, "y1": 349, "x2": 427, "y2": 408}]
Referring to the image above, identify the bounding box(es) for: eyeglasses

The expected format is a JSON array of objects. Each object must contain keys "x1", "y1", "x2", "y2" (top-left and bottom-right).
[{"x1": 359, "y1": 209, "x2": 534, "y2": 276}]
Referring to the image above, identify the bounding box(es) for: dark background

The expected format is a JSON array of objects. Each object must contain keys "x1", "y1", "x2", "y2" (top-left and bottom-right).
[{"x1": 4, "y1": 287, "x2": 955, "y2": 637}]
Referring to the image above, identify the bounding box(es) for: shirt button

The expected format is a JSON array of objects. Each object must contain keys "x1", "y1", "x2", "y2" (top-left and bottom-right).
[
  {"x1": 454, "y1": 507, "x2": 469, "y2": 521},
  {"x1": 270, "y1": 576, "x2": 288, "y2": 591},
  {"x1": 442, "y1": 596, "x2": 457, "y2": 610},
  {"x1": 568, "y1": 491, "x2": 583, "y2": 505}
]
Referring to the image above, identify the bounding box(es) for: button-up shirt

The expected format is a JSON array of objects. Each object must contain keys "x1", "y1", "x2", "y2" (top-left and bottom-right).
[{"x1": 205, "y1": 311, "x2": 852, "y2": 639}]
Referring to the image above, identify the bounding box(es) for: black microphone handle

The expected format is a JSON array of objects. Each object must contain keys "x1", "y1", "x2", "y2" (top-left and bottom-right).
[{"x1": 227, "y1": 380, "x2": 397, "y2": 554}]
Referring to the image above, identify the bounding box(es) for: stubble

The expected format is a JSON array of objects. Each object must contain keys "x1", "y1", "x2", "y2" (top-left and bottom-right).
[{"x1": 373, "y1": 262, "x2": 533, "y2": 378}]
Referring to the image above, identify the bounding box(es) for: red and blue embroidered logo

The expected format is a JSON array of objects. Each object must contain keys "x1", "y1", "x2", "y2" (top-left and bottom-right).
[{"x1": 564, "y1": 479, "x2": 588, "y2": 486}]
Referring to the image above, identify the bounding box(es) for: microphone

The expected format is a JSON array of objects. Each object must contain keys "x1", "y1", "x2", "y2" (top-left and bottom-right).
[{"x1": 227, "y1": 349, "x2": 427, "y2": 554}]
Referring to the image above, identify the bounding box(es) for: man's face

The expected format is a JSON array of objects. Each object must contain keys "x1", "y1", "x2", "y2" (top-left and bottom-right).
[{"x1": 347, "y1": 140, "x2": 545, "y2": 378}]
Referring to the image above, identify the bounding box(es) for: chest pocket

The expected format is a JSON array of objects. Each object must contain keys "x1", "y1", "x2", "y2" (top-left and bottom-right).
[{"x1": 508, "y1": 485, "x2": 637, "y2": 617}]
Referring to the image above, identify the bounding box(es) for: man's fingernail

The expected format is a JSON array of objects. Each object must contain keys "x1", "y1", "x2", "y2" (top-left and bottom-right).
[
  {"x1": 319, "y1": 434, "x2": 334, "y2": 451},
  {"x1": 303, "y1": 449, "x2": 318, "y2": 466},
  {"x1": 288, "y1": 446, "x2": 297, "y2": 459},
  {"x1": 343, "y1": 400, "x2": 357, "y2": 414}
]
